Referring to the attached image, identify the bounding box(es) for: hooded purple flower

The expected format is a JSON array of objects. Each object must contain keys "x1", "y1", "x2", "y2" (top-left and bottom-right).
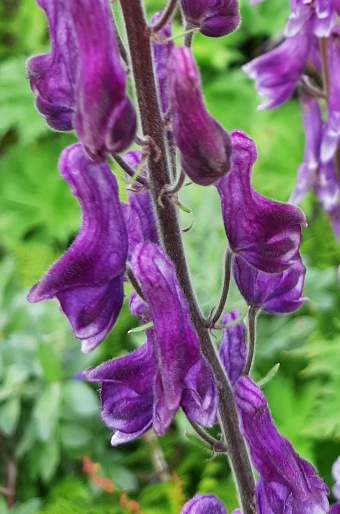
[
  {"x1": 151, "y1": 13, "x2": 174, "y2": 114},
  {"x1": 169, "y1": 47, "x2": 232, "y2": 186},
  {"x1": 180, "y1": 0, "x2": 239, "y2": 38},
  {"x1": 235, "y1": 377, "x2": 329, "y2": 514},
  {"x1": 27, "y1": 0, "x2": 78, "y2": 131},
  {"x1": 219, "y1": 311, "x2": 247, "y2": 385},
  {"x1": 28, "y1": 143, "x2": 128, "y2": 353},
  {"x1": 285, "y1": 0, "x2": 335, "y2": 38},
  {"x1": 215, "y1": 131, "x2": 306, "y2": 273},
  {"x1": 86, "y1": 243, "x2": 217, "y2": 443},
  {"x1": 69, "y1": 0, "x2": 136, "y2": 161},
  {"x1": 320, "y1": 28, "x2": 340, "y2": 164},
  {"x1": 232, "y1": 256, "x2": 308, "y2": 314},
  {"x1": 290, "y1": 90, "x2": 323, "y2": 205},
  {"x1": 243, "y1": 30, "x2": 312, "y2": 110},
  {"x1": 180, "y1": 494, "x2": 227, "y2": 514}
]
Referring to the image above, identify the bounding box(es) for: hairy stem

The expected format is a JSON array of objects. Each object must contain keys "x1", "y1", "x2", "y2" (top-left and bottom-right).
[
  {"x1": 150, "y1": 0, "x2": 178, "y2": 32},
  {"x1": 243, "y1": 307, "x2": 258, "y2": 376},
  {"x1": 119, "y1": 1, "x2": 255, "y2": 511}
]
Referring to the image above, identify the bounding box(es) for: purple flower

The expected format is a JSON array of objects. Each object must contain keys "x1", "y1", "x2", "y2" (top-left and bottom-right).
[
  {"x1": 215, "y1": 131, "x2": 306, "y2": 273},
  {"x1": 27, "y1": 0, "x2": 78, "y2": 131},
  {"x1": 243, "y1": 31, "x2": 312, "y2": 110},
  {"x1": 28, "y1": 143, "x2": 128, "y2": 353},
  {"x1": 151, "y1": 12, "x2": 174, "y2": 114},
  {"x1": 290, "y1": 91, "x2": 322, "y2": 205},
  {"x1": 180, "y1": 494, "x2": 227, "y2": 514},
  {"x1": 69, "y1": 0, "x2": 136, "y2": 161},
  {"x1": 180, "y1": 0, "x2": 240, "y2": 38},
  {"x1": 219, "y1": 311, "x2": 247, "y2": 385},
  {"x1": 332, "y1": 456, "x2": 340, "y2": 501},
  {"x1": 232, "y1": 256, "x2": 308, "y2": 314},
  {"x1": 316, "y1": 161, "x2": 340, "y2": 240},
  {"x1": 169, "y1": 47, "x2": 232, "y2": 186},
  {"x1": 320, "y1": 28, "x2": 340, "y2": 164},
  {"x1": 285, "y1": 0, "x2": 335, "y2": 38},
  {"x1": 235, "y1": 377, "x2": 329, "y2": 514},
  {"x1": 86, "y1": 243, "x2": 217, "y2": 443}
]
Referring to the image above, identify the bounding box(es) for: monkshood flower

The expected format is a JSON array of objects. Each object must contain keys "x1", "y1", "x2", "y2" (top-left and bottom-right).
[
  {"x1": 151, "y1": 13, "x2": 174, "y2": 114},
  {"x1": 235, "y1": 377, "x2": 329, "y2": 514},
  {"x1": 320, "y1": 28, "x2": 340, "y2": 164},
  {"x1": 285, "y1": 0, "x2": 335, "y2": 38},
  {"x1": 70, "y1": 0, "x2": 136, "y2": 161},
  {"x1": 169, "y1": 47, "x2": 232, "y2": 185},
  {"x1": 180, "y1": 494, "x2": 227, "y2": 513},
  {"x1": 315, "y1": 160, "x2": 340, "y2": 240},
  {"x1": 28, "y1": 143, "x2": 128, "y2": 354},
  {"x1": 243, "y1": 30, "x2": 312, "y2": 110},
  {"x1": 232, "y1": 256, "x2": 308, "y2": 314},
  {"x1": 86, "y1": 242, "x2": 217, "y2": 444},
  {"x1": 290, "y1": 90, "x2": 322, "y2": 205},
  {"x1": 332, "y1": 456, "x2": 340, "y2": 501},
  {"x1": 27, "y1": 0, "x2": 78, "y2": 131},
  {"x1": 219, "y1": 311, "x2": 247, "y2": 385},
  {"x1": 215, "y1": 131, "x2": 306, "y2": 273},
  {"x1": 180, "y1": 0, "x2": 240, "y2": 38}
]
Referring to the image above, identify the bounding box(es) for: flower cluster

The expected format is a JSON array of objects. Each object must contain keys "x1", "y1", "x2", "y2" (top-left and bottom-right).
[{"x1": 25, "y1": 0, "x2": 335, "y2": 511}]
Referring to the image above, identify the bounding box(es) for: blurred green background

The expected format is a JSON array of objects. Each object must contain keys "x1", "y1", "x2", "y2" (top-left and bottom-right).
[{"x1": 0, "y1": 0, "x2": 340, "y2": 512}]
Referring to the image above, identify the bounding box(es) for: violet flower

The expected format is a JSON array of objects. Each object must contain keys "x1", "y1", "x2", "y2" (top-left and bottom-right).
[
  {"x1": 235, "y1": 377, "x2": 329, "y2": 514},
  {"x1": 215, "y1": 131, "x2": 306, "y2": 273},
  {"x1": 232, "y1": 256, "x2": 308, "y2": 314},
  {"x1": 169, "y1": 47, "x2": 232, "y2": 186},
  {"x1": 86, "y1": 242, "x2": 217, "y2": 443},
  {"x1": 180, "y1": 0, "x2": 240, "y2": 38},
  {"x1": 315, "y1": 161, "x2": 340, "y2": 240},
  {"x1": 332, "y1": 456, "x2": 340, "y2": 501},
  {"x1": 28, "y1": 143, "x2": 128, "y2": 354},
  {"x1": 180, "y1": 494, "x2": 227, "y2": 514},
  {"x1": 285, "y1": 0, "x2": 335, "y2": 38},
  {"x1": 320, "y1": 28, "x2": 340, "y2": 164},
  {"x1": 69, "y1": 0, "x2": 136, "y2": 161},
  {"x1": 219, "y1": 311, "x2": 247, "y2": 385},
  {"x1": 243, "y1": 31, "x2": 312, "y2": 110},
  {"x1": 290, "y1": 90, "x2": 323, "y2": 205},
  {"x1": 151, "y1": 12, "x2": 174, "y2": 114},
  {"x1": 27, "y1": 0, "x2": 78, "y2": 131}
]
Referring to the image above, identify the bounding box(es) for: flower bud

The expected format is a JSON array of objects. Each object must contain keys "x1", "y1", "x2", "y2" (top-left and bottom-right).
[{"x1": 180, "y1": 0, "x2": 240, "y2": 38}]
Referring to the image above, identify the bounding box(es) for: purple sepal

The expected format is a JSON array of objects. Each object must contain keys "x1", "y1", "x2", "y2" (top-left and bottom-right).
[
  {"x1": 290, "y1": 91, "x2": 322, "y2": 205},
  {"x1": 316, "y1": 161, "x2": 340, "y2": 240},
  {"x1": 151, "y1": 12, "x2": 174, "y2": 114},
  {"x1": 243, "y1": 31, "x2": 311, "y2": 110},
  {"x1": 219, "y1": 311, "x2": 247, "y2": 385},
  {"x1": 70, "y1": 0, "x2": 136, "y2": 161},
  {"x1": 330, "y1": 504, "x2": 340, "y2": 514},
  {"x1": 321, "y1": 29, "x2": 340, "y2": 163},
  {"x1": 285, "y1": 0, "x2": 335, "y2": 38},
  {"x1": 233, "y1": 256, "x2": 308, "y2": 314},
  {"x1": 28, "y1": 143, "x2": 128, "y2": 352},
  {"x1": 180, "y1": 494, "x2": 227, "y2": 514},
  {"x1": 333, "y1": 0, "x2": 340, "y2": 15},
  {"x1": 27, "y1": 0, "x2": 78, "y2": 131},
  {"x1": 180, "y1": 0, "x2": 240, "y2": 38},
  {"x1": 235, "y1": 377, "x2": 329, "y2": 514},
  {"x1": 216, "y1": 131, "x2": 306, "y2": 273},
  {"x1": 169, "y1": 47, "x2": 232, "y2": 186}
]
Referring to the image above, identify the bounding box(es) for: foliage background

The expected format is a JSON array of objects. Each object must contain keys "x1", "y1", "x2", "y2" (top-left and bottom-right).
[{"x1": 0, "y1": 0, "x2": 339, "y2": 512}]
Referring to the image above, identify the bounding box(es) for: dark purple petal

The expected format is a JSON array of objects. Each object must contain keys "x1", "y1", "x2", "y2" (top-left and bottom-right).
[
  {"x1": 233, "y1": 256, "x2": 308, "y2": 314},
  {"x1": 219, "y1": 311, "x2": 247, "y2": 385},
  {"x1": 180, "y1": 494, "x2": 227, "y2": 514},
  {"x1": 27, "y1": 0, "x2": 78, "y2": 130},
  {"x1": 85, "y1": 340, "x2": 155, "y2": 434},
  {"x1": 70, "y1": 0, "x2": 136, "y2": 161},
  {"x1": 169, "y1": 47, "x2": 232, "y2": 186},
  {"x1": 180, "y1": 0, "x2": 240, "y2": 38},
  {"x1": 216, "y1": 131, "x2": 306, "y2": 273},
  {"x1": 28, "y1": 143, "x2": 128, "y2": 351},
  {"x1": 235, "y1": 377, "x2": 329, "y2": 514},
  {"x1": 151, "y1": 12, "x2": 174, "y2": 114},
  {"x1": 243, "y1": 31, "x2": 311, "y2": 110},
  {"x1": 330, "y1": 504, "x2": 340, "y2": 514}
]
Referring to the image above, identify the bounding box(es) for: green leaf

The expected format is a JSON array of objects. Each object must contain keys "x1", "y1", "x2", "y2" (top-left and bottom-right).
[
  {"x1": 33, "y1": 383, "x2": 61, "y2": 441},
  {"x1": 60, "y1": 423, "x2": 92, "y2": 449},
  {"x1": 61, "y1": 380, "x2": 99, "y2": 419},
  {"x1": 38, "y1": 438, "x2": 60, "y2": 482},
  {"x1": 38, "y1": 342, "x2": 62, "y2": 383},
  {"x1": 0, "y1": 495, "x2": 9, "y2": 514},
  {"x1": 11, "y1": 498, "x2": 42, "y2": 514},
  {"x1": 0, "y1": 396, "x2": 21, "y2": 435}
]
